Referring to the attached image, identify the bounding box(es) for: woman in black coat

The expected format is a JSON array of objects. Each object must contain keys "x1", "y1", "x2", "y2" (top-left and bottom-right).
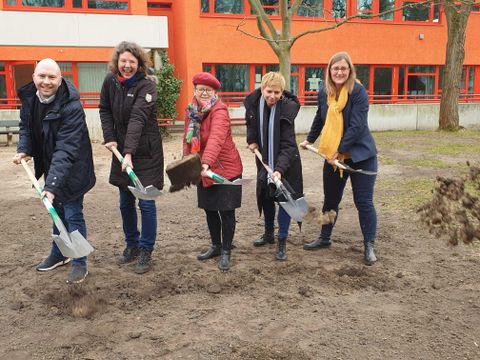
[
  {"x1": 100, "y1": 41, "x2": 164, "y2": 274},
  {"x1": 245, "y1": 72, "x2": 303, "y2": 261}
]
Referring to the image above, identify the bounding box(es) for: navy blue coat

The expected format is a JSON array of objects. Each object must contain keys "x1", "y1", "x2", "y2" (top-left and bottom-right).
[
  {"x1": 17, "y1": 79, "x2": 96, "y2": 202},
  {"x1": 307, "y1": 82, "x2": 377, "y2": 163}
]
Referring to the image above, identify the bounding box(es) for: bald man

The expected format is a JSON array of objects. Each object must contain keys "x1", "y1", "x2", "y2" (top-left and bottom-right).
[{"x1": 13, "y1": 58, "x2": 96, "y2": 284}]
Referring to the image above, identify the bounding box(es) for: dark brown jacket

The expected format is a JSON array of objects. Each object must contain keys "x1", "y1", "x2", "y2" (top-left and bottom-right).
[{"x1": 99, "y1": 72, "x2": 164, "y2": 190}]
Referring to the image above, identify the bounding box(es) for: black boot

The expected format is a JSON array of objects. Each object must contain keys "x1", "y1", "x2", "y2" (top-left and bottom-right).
[
  {"x1": 364, "y1": 242, "x2": 377, "y2": 266},
  {"x1": 135, "y1": 248, "x2": 152, "y2": 274},
  {"x1": 197, "y1": 245, "x2": 221, "y2": 261},
  {"x1": 218, "y1": 250, "x2": 231, "y2": 272},
  {"x1": 253, "y1": 230, "x2": 275, "y2": 247},
  {"x1": 276, "y1": 237, "x2": 288, "y2": 261},
  {"x1": 117, "y1": 247, "x2": 140, "y2": 265},
  {"x1": 303, "y1": 236, "x2": 331, "y2": 250}
]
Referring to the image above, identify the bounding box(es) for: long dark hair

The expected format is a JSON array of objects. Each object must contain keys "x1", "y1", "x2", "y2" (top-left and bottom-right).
[{"x1": 108, "y1": 41, "x2": 152, "y2": 75}]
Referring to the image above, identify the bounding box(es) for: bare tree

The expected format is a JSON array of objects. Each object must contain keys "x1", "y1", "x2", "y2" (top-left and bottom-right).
[
  {"x1": 241, "y1": 0, "x2": 476, "y2": 130},
  {"x1": 439, "y1": 0, "x2": 474, "y2": 130}
]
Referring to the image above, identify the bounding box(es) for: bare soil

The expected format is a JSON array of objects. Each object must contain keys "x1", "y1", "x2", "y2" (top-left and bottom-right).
[{"x1": 1, "y1": 133, "x2": 479, "y2": 360}]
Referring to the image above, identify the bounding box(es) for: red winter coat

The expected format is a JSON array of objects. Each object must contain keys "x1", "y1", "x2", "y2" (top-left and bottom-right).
[{"x1": 183, "y1": 99, "x2": 242, "y2": 188}]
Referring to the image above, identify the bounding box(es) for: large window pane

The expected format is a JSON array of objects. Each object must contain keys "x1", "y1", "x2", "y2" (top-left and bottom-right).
[
  {"x1": 290, "y1": 76, "x2": 298, "y2": 95},
  {"x1": 266, "y1": 64, "x2": 279, "y2": 72},
  {"x1": 87, "y1": 1, "x2": 128, "y2": 10},
  {"x1": 214, "y1": 0, "x2": 243, "y2": 14},
  {"x1": 201, "y1": 0, "x2": 209, "y2": 12},
  {"x1": 358, "y1": 0, "x2": 372, "y2": 17},
  {"x1": 374, "y1": 68, "x2": 392, "y2": 100},
  {"x1": 297, "y1": 0, "x2": 324, "y2": 17},
  {"x1": 356, "y1": 65, "x2": 369, "y2": 90},
  {"x1": 467, "y1": 67, "x2": 474, "y2": 94},
  {"x1": 332, "y1": 0, "x2": 346, "y2": 18},
  {"x1": 403, "y1": 2, "x2": 430, "y2": 21},
  {"x1": 379, "y1": 0, "x2": 394, "y2": 20},
  {"x1": 58, "y1": 62, "x2": 72, "y2": 73},
  {"x1": 408, "y1": 76, "x2": 434, "y2": 97},
  {"x1": 215, "y1": 64, "x2": 249, "y2": 92},
  {"x1": 408, "y1": 65, "x2": 435, "y2": 73},
  {"x1": 305, "y1": 67, "x2": 324, "y2": 91},
  {"x1": 203, "y1": 64, "x2": 212, "y2": 73},
  {"x1": 255, "y1": 65, "x2": 263, "y2": 88},
  {"x1": 22, "y1": 0, "x2": 64, "y2": 6},
  {"x1": 0, "y1": 62, "x2": 4, "y2": 71},
  {"x1": 398, "y1": 66, "x2": 405, "y2": 95},
  {"x1": 78, "y1": 63, "x2": 108, "y2": 93},
  {"x1": 0, "y1": 75, "x2": 6, "y2": 99}
]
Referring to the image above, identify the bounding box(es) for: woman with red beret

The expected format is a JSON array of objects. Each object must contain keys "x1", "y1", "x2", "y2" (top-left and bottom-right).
[{"x1": 183, "y1": 72, "x2": 243, "y2": 271}]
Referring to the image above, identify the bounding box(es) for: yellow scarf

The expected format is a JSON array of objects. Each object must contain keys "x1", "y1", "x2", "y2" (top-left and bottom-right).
[{"x1": 319, "y1": 86, "x2": 350, "y2": 165}]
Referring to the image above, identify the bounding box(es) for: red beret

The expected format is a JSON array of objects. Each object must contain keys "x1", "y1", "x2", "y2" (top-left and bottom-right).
[{"x1": 192, "y1": 72, "x2": 221, "y2": 90}]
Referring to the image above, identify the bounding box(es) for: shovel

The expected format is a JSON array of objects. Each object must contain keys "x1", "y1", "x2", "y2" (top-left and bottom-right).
[
  {"x1": 110, "y1": 147, "x2": 162, "y2": 200},
  {"x1": 204, "y1": 170, "x2": 252, "y2": 186},
  {"x1": 254, "y1": 149, "x2": 309, "y2": 222},
  {"x1": 20, "y1": 159, "x2": 94, "y2": 259},
  {"x1": 305, "y1": 144, "x2": 377, "y2": 176}
]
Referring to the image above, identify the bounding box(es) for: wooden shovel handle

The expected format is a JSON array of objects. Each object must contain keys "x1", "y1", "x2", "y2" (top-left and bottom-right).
[{"x1": 20, "y1": 159, "x2": 43, "y2": 196}]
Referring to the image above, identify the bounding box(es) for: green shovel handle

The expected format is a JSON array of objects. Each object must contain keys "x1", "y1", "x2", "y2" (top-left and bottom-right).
[{"x1": 110, "y1": 147, "x2": 144, "y2": 190}]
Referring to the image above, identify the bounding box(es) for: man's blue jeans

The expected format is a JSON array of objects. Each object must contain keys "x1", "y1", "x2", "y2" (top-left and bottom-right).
[
  {"x1": 262, "y1": 195, "x2": 291, "y2": 239},
  {"x1": 50, "y1": 195, "x2": 87, "y2": 267},
  {"x1": 119, "y1": 188, "x2": 157, "y2": 252}
]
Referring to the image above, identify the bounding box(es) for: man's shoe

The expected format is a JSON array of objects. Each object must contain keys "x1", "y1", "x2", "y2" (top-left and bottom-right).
[
  {"x1": 117, "y1": 247, "x2": 140, "y2": 265},
  {"x1": 197, "y1": 245, "x2": 221, "y2": 261},
  {"x1": 364, "y1": 242, "x2": 377, "y2": 266},
  {"x1": 303, "y1": 237, "x2": 332, "y2": 250},
  {"x1": 218, "y1": 250, "x2": 231, "y2": 272},
  {"x1": 36, "y1": 254, "x2": 71, "y2": 271},
  {"x1": 276, "y1": 237, "x2": 288, "y2": 261},
  {"x1": 135, "y1": 249, "x2": 152, "y2": 274},
  {"x1": 253, "y1": 231, "x2": 275, "y2": 247},
  {"x1": 66, "y1": 265, "x2": 88, "y2": 284}
]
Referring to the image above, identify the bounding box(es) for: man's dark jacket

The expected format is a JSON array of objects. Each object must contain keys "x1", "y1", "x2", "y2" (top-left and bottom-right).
[{"x1": 17, "y1": 79, "x2": 96, "y2": 202}]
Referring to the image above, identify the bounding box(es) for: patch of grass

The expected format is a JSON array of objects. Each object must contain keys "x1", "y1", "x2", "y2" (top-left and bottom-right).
[
  {"x1": 402, "y1": 157, "x2": 447, "y2": 169},
  {"x1": 376, "y1": 177, "x2": 436, "y2": 211},
  {"x1": 378, "y1": 154, "x2": 396, "y2": 165}
]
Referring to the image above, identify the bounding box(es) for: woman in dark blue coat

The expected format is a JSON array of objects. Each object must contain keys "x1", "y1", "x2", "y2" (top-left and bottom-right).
[{"x1": 300, "y1": 51, "x2": 378, "y2": 265}]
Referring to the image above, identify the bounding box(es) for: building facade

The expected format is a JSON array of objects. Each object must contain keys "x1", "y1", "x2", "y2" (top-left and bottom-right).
[{"x1": 1, "y1": 0, "x2": 479, "y2": 116}]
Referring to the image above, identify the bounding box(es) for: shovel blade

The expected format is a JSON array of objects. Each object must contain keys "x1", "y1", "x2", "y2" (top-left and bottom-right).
[
  {"x1": 128, "y1": 185, "x2": 163, "y2": 200},
  {"x1": 279, "y1": 196, "x2": 309, "y2": 222},
  {"x1": 53, "y1": 230, "x2": 94, "y2": 258}
]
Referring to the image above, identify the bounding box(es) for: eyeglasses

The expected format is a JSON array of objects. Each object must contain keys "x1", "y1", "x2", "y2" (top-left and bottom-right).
[
  {"x1": 195, "y1": 87, "x2": 214, "y2": 94},
  {"x1": 331, "y1": 66, "x2": 350, "y2": 73}
]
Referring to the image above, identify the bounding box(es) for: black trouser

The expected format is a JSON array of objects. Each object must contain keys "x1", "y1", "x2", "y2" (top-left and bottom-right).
[{"x1": 205, "y1": 209, "x2": 236, "y2": 251}]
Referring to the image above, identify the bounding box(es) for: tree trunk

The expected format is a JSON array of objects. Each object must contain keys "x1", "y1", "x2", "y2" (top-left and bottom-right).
[
  {"x1": 439, "y1": 1, "x2": 472, "y2": 131},
  {"x1": 277, "y1": 47, "x2": 291, "y2": 91}
]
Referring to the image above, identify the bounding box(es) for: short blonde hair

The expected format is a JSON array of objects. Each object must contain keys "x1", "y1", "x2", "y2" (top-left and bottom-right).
[
  {"x1": 261, "y1": 71, "x2": 285, "y2": 91},
  {"x1": 325, "y1": 51, "x2": 357, "y2": 98}
]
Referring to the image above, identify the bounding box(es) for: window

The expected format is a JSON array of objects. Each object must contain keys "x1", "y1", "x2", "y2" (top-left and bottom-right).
[
  {"x1": 356, "y1": 65, "x2": 370, "y2": 90},
  {"x1": 305, "y1": 67, "x2": 325, "y2": 91},
  {"x1": 379, "y1": 0, "x2": 394, "y2": 20},
  {"x1": 374, "y1": 67, "x2": 393, "y2": 100},
  {"x1": 214, "y1": 64, "x2": 250, "y2": 92},
  {"x1": 357, "y1": 0, "x2": 373, "y2": 18},
  {"x1": 78, "y1": 63, "x2": 108, "y2": 105},
  {"x1": 5, "y1": 0, "x2": 130, "y2": 12},
  {"x1": 407, "y1": 66, "x2": 435, "y2": 98},
  {"x1": 58, "y1": 62, "x2": 74, "y2": 83},
  {"x1": 297, "y1": 0, "x2": 324, "y2": 17},
  {"x1": 332, "y1": 0, "x2": 346, "y2": 18},
  {"x1": 256, "y1": 0, "x2": 280, "y2": 16},
  {"x1": 0, "y1": 62, "x2": 6, "y2": 100},
  {"x1": 201, "y1": 0, "x2": 244, "y2": 14},
  {"x1": 403, "y1": 1, "x2": 430, "y2": 21}
]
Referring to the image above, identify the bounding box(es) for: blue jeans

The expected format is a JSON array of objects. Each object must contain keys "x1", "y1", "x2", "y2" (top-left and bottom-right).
[
  {"x1": 50, "y1": 195, "x2": 87, "y2": 267},
  {"x1": 261, "y1": 194, "x2": 291, "y2": 239},
  {"x1": 321, "y1": 156, "x2": 377, "y2": 243},
  {"x1": 119, "y1": 188, "x2": 157, "y2": 252}
]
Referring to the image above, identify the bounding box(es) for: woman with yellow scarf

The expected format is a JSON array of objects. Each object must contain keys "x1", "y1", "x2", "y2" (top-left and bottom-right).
[{"x1": 299, "y1": 52, "x2": 378, "y2": 265}]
